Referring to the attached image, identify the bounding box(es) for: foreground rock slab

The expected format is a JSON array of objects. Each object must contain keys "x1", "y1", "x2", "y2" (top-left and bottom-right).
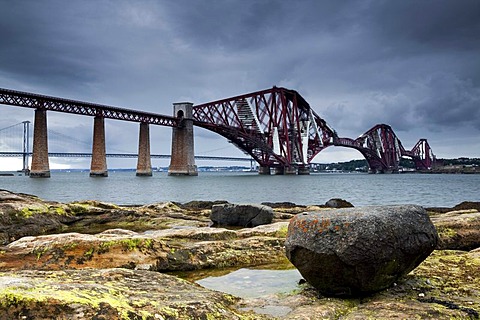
[
  {"x1": 430, "y1": 209, "x2": 480, "y2": 251},
  {"x1": 0, "y1": 223, "x2": 289, "y2": 272},
  {"x1": 285, "y1": 205, "x2": 439, "y2": 297},
  {"x1": 0, "y1": 268, "x2": 264, "y2": 319}
]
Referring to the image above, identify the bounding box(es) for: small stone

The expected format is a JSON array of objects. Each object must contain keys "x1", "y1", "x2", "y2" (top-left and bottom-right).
[{"x1": 324, "y1": 198, "x2": 354, "y2": 208}]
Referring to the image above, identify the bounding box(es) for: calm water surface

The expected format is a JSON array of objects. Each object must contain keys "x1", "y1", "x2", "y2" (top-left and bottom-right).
[{"x1": 1, "y1": 171, "x2": 479, "y2": 207}]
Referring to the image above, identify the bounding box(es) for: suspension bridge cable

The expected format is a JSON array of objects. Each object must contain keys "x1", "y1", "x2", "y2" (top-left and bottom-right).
[
  {"x1": 0, "y1": 122, "x2": 26, "y2": 131},
  {"x1": 0, "y1": 122, "x2": 26, "y2": 152}
]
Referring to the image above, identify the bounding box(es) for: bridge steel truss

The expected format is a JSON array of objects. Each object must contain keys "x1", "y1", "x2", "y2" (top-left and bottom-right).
[
  {"x1": 192, "y1": 86, "x2": 337, "y2": 171},
  {"x1": 0, "y1": 88, "x2": 179, "y2": 127},
  {"x1": 334, "y1": 124, "x2": 436, "y2": 173},
  {"x1": 192, "y1": 88, "x2": 435, "y2": 173}
]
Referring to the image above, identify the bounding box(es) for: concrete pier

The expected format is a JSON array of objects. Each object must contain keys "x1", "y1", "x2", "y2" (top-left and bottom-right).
[
  {"x1": 273, "y1": 167, "x2": 285, "y2": 175},
  {"x1": 136, "y1": 122, "x2": 152, "y2": 176},
  {"x1": 258, "y1": 166, "x2": 271, "y2": 175},
  {"x1": 90, "y1": 116, "x2": 108, "y2": 177},
  {"x1": 168, "y1": 102, "x2": 198, "y2": 176},
  {"x1": 284, "y1": 166, "x2": 297, "y2": 175},
  {"x1": 298, "y1": 165, "x2": 311, "y2": 175},
  {"x1": 30, "y1": 109, "x2": 50, "y2": 178}
]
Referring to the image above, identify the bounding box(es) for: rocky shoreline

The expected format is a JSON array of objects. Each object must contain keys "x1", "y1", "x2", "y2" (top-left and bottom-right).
[{"x1": 0, "y1": 189, "x2": 479, "y2": 319}]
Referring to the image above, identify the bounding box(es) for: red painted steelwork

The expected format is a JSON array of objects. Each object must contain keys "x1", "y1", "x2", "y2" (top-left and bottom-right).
[
  {"x1": 408, "y1": 138, "x2": 436, "y2": 170},
  {"x1": 1, "y1": 86, "x2": 436, "y2": 172},
  {"x1": 334, "y1": 125, "x2": 436, "y2": 172},
  {"x1": 192, "y1": 86, "x2": 337, "y2": 168}
]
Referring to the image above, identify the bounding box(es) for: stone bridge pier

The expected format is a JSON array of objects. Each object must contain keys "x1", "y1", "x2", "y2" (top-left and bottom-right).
[
  {"x1": 136, "y1": 122, "x2": 152, "y2": 176},
  {"x1": 168, "y1": 102, "x2": 198, "y2": 176},
  {"x1": 90, "y1": 116, "x2": 108, "y2": 177},
  {"x1": 30, "y1": 109, "x2": 50, "y2": 178}
]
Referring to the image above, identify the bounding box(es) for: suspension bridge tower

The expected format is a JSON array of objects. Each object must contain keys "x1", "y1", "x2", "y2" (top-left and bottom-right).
[{"x1": 21, "y1": 120, "x2": 30, "y2": 175}]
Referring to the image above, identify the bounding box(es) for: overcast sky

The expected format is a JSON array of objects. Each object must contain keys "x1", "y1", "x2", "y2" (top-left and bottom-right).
[{"x1": 1, "y1": 0, "x2": 479, "y2": 170}]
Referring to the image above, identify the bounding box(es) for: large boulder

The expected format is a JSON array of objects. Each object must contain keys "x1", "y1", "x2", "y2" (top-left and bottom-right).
[
  {"x1": 211, "y1": 203, "x2": 273, "y2": 227},
  {"x1": 285, "y1": 205, "x2": 438, "y2": 297}
]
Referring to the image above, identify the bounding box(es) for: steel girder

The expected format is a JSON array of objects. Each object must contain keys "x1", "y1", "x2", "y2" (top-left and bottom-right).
[
  {"x1": 0, "y1": 88, "x2": 178, "y2": 127},
  {"x1": 192, "y1": 86, "x2": 337, "y2": 168}
]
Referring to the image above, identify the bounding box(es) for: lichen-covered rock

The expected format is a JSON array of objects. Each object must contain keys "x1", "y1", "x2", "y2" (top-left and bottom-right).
[
  {"x1": 430, "y1": 209, "x2": 480, "y2": 251},
  {"x1": 0, "y1": 268, "x2": 260, "y2": 319},
  {"x1": 285, "y1": 205, "x2": 438, "y2": 297},
  {"x1": 0, "y1": 223, "x2": 288, "y2": 272},
  {"x1": 0, "y1": 189, "x2": 211, "y2": 245},
  {"x1": 211, "y1": 203, "x2": 274, "y2": 227},
  {"x1": 0, "y1": 190, "x2": 76, "y2": 245},
  {"x1": 179, "y1": 200, "x2": 230, "y2": 210}
]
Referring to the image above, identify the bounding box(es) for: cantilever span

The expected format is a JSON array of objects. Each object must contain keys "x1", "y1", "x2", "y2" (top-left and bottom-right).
[
  {"x1": 192, "y1": 86, "x2": 337, "y2": 174},
  {"x1": 191, "y1": 87, "x2": 435, "y2": 174},
  {"x1": 333, "y1": 124, "x2": 435, "y2": 173},
  {"x1": 1, "y1": 86, "x2": 435, "y2": 176}
]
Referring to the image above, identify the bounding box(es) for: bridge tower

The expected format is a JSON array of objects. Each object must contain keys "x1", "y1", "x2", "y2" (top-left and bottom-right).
[
  {"x1": 90, "y1": 115, "x2": 108, "y2": 177},
  {"x1": 168, "y1": 102, "x2": 198, "y2": 176},
  {"x1": 136, "y1": 122, "x2": 152, "y2": 176},
  {"x1": 30, "y1": 109, "x2": 50, "y2": 178},
  {"x1": 22, "y1": 120, "x2": 30, "y2": 174}
]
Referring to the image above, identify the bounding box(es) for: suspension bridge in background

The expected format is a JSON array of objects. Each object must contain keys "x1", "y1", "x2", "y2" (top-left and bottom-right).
[
  {"x1": 0, "y1": 86, "x2": 436, "y2": 177},
  {"x1": 0, "y1": 121, "x2": 253, "y2": 171}
]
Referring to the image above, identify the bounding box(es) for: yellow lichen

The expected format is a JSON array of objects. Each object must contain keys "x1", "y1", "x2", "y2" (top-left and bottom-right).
[{"x1": 275, "y1": 225, "x2": 289, "y2": 238}]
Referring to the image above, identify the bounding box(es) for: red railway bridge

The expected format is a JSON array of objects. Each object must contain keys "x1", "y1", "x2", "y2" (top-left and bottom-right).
[{"x1": 0, "y1": 86, "x2": 435, "y2": 177}]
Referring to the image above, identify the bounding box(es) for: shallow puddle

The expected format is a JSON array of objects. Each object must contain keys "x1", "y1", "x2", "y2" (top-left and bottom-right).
[
  {"x1": 172, "y1": 262, "x2": 304, "y2": 317},
  {"x1": 196, "y1": 267, "x2": 303, "y2": 299}
]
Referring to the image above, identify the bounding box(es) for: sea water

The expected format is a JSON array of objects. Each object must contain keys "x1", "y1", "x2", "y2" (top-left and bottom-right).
[{"x1": 1, "y1": 171, "x2": 479, "y2": 207}]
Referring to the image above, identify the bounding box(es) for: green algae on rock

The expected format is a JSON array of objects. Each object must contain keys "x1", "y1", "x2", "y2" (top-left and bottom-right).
[
  {"x1": 0, "y1": 268, "x2": 268, "y2": 320},
  {"x1": 0, "y1": 223, "x2": 289, "y2": 272},
  {"x1": 1, "y1": 190, "x2": 480, "y2": 319}
]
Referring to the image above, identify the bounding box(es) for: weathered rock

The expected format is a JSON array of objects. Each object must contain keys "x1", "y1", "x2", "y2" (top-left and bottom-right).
[
  {"x1": 0, "y1": 223, "x2": 289, "y2": 272},
  {"x1": 0, "y1": 190, "x2": 77, "y2": 245},
  {"x1": 324, "y1": 198, "x2": 354, "y2": 208},
  {"x1": 261, "y1": 202, "x2": 303, "y2": 209},
  {"x1": 452, "y1": 201, "x2": 480, "y2": 211},
  {"x1": 2, "y1": 190, "x2": 479, "y2": 318},
  {"x1": 179, "y1": 200, "x2": 230, "y2": 210},
  {"x1": 231, "y1": 249, "x2": 480, "y2": 319},
  {"x1": 426, "y1": 201, "x2": 480, "y2": 214},
  {"x1": 0, "y1": 268, "x2": 262, "y2": 319},
  {"x1": 285, "y1": 205, "x2": 438, "y2": 297},
  {"x1": 211, "y1": 203, "x2": 274, "y2": 227},
  {"x1": 0, "y1": 189, "x2": 211, "y2": 245},
  {"x1": 431, "y1": 209, "x2": 480, "y2": 250}
]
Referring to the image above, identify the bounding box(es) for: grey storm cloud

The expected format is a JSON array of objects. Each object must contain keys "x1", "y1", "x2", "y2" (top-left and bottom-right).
[{"x1": 1, "y1": 0, "x2": 479, "y2": 164}]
